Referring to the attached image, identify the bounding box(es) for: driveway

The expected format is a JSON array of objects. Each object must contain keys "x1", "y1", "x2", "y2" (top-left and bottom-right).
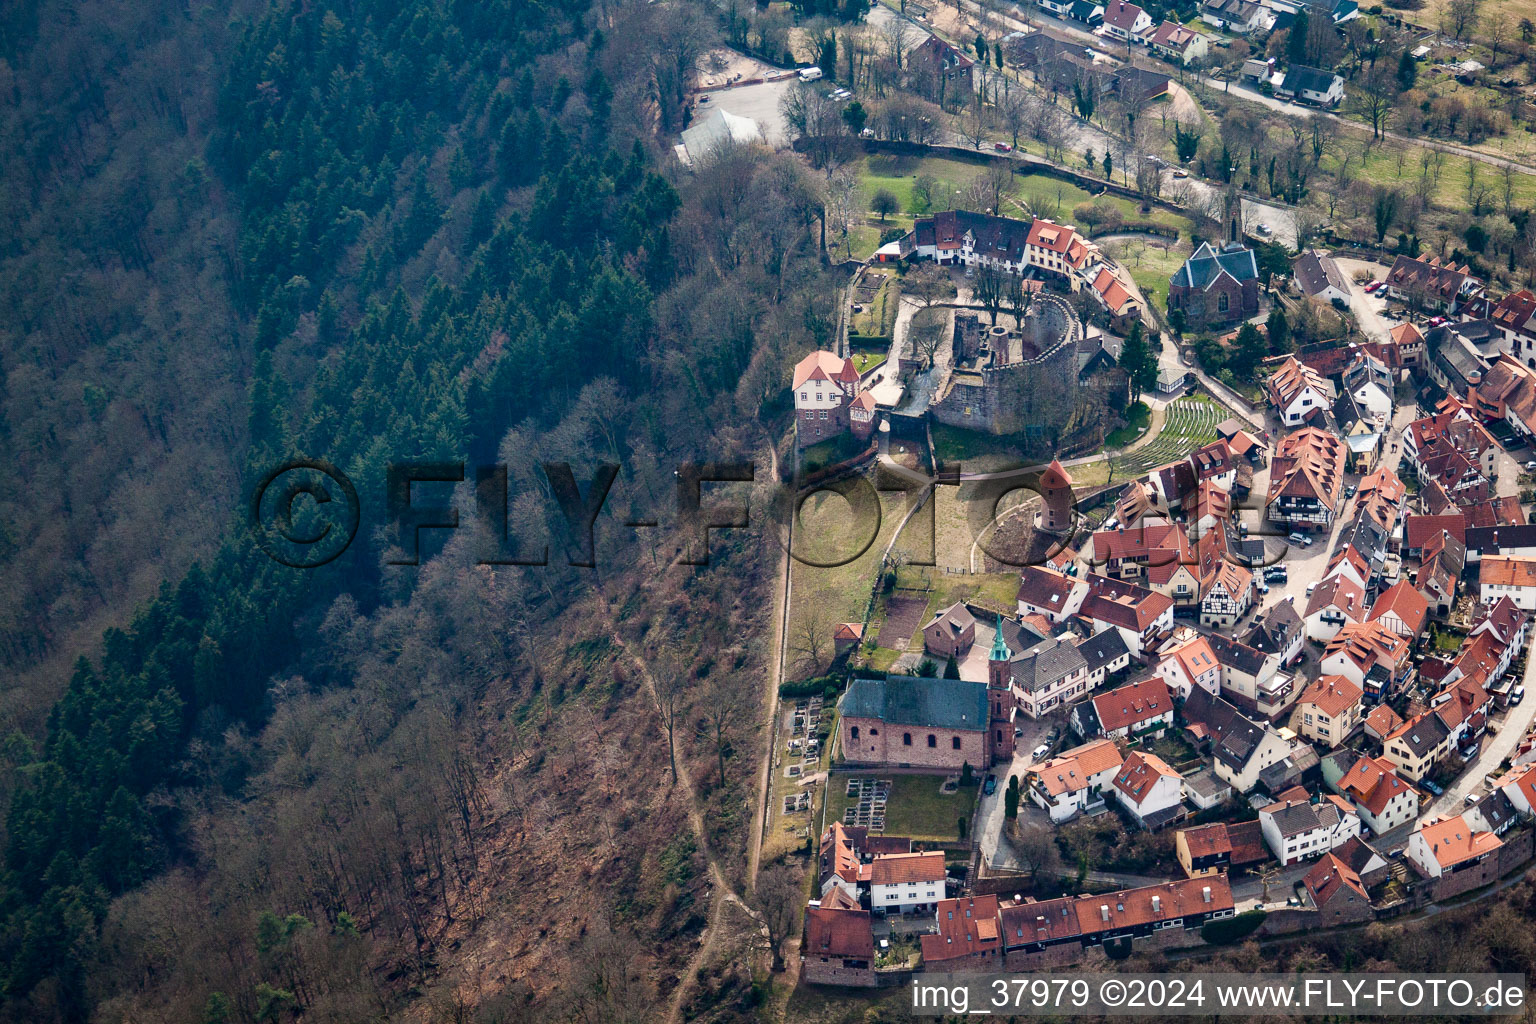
[
  {"x1": 1333, "y1": 256, "x2": 1396, "y2": 343},
  {"x1": 977, "y1": 716, "x2": 1056, "y2": 871}
]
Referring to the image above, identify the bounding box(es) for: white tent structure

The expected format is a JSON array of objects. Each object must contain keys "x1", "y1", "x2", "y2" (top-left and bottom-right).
[{"x1": 677, "y1": 108, "x2": 764, "y2": 166}]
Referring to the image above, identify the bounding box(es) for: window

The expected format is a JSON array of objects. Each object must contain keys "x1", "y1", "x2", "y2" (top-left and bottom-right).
[
  {"x1": 1218, "y1": 293, "x2": 1230, "y2": 313},
  {"x1": 904, "y1": 733, "x2": 913, "y2": 746},
  {"x1": 800, "y1": 392, "x2": 807, "y2": 401},
  {"x1": 869, "y1": 727, "x2": 877, "y2": 735},
  {"x1": 928, "y1": 734, "x2": 937, "y2": 748},
  {"x1": 952, "y1": 736, "x2": 961, "y2": 750},
  {"x1": 850, "y1": 726, "x2": 860, "y2": 740}
]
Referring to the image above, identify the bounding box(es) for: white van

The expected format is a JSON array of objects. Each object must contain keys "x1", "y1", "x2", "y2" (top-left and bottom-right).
[{"x1": 798, "y1": 66, "x2": 823, "y2": 82}]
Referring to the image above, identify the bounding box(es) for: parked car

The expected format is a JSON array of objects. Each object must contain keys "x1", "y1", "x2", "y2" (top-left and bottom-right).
[
  {"x1": 1306, "y1": 581, "x2": 1319, "y2": 596},
  {"x1": 1466, "y1": 792, "x2": 1480, "y2": 806},
  {"x1": 994, "y1": 141, "x2": 1013, "y2": 151},
  {"x1": 1287, "y1": 532, "x2": 1310, "y2": 546},
  {"x1": 984, "y1": 774, "x2": 998, "y2": 795},
  {"x1": 1344, "y1": 484, "x2": 1356, "y2": 498},
  {"x1": 1513, "y1": 686, "x2": 1526, "y2": 706},
  {"x1": 1365, "y1": 280, "x2": 1381, "y2": 293},
  {"x1": 1424, "y1": 780, "x2": 1444, "y2": 796},
  {"x1": 1429, "y1": 315, "x2": 1447, "y2": 326},
  {"x1": 1030, "y1": 743, "x2": 1050, "y2": 762},
  {"x1": 1523, "y1": 461, "x2": 1536, "y2": 471},
  {"x1": 698, "y1": 94, "x2": 710, "y2": 103},
  {"x1": 1254, "y1": 223, "x2": 1273, "y2": 236},
  {"x1": 1172, "y1": 169, "x2": 1190, "y2": 178},
  {"x1": 1255, "y1": 579, "x2": 1270, "y2": 595}
]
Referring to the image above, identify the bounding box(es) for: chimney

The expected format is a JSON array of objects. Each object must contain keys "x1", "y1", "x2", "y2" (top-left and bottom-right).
[
  {"x1": 1100, "y1": 905, "x2": 1111, "y2": 922},
  {"x1": 1202, "y1": 886, "x2": 1212, "y2": 903},
  {"x1": 1151, "y1": 895, "x2": 1161, "y2": 913}
]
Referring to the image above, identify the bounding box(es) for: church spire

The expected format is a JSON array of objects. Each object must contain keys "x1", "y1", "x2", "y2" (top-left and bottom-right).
[{"x1": 989, "y1": 615, "x2": 1011, "y2": 662}]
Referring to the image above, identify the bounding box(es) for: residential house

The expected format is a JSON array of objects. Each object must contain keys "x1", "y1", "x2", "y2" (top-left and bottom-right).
[
  {"x1": 1113, "y1": 751, "x2": 1186, "y2": 828},
  {"x1": 912, "y1": 210, "x2": 1028, "y2": 269},
  {"x1": 1468, "y1": 355, "x2": 1536, "y2": 441},
  {"x1": 909, "y1": 36, "x2": 977, "y2": 94},
  {"x1": 1266, "y1": 427, "x2": 1346, "y2": 532},
  {"x1": 1266, "y1": 356, "x2": 1334, "y2": 427},
  {"x1": 1381, "y1": 711, "x2": 1453, "y2": 782},
  {"x1": 1404, "y1": 514, "x2": 1466, "y2": 557},
  {"x1": 1176, "y1": 823, "x2": 1234, "y2": 877},
  {"x1": 869, "y1": 850, "x2": 947, "y2": 914},
  {"x1": 839, "y1": 676, "x2": 997, "y2": 771},
  {"x1": 802, "y1": 889, "x2": 877, "y2": 987},
  {"x1": 1368, "y1": 580, "x2": 1429, "y2": 640},
  {"x1": 1203, "y1": 0, "x2": 1272, "y2": 33},
  {"x1": 1244, "y1": 599, "x2": 1305, "y2": 667},
  {"x1": 1201, "y1": 561, "x2": 1254, "y2": 628},
  {"x1": 1489, "y1": 288, "x2": 1536, "y2": 365},
  {"x1": 1025, "y1": 738, "x2": 1125, "y2": 822},
  {"x1": 1293, "y1": 674, "x2": 1364, "y2": 747},
  {"x1": 1363, "y1": 704, "x2": 1404, "y2": 743},
  {"x1": 1322, "y1": 621, "x2": 1411, "y2": 700},
  {"x1": 1101, "y1": 0, "x2": 1153, "y2": 40},
  {"x1": 1479, "y1": 555, "x2": 1536, "y2": 610},
  {"x1": 1293, "y1": 250, "x2": 1351, "y2": 304},
  {"x1": 920, "y1": 895, "x2": 1003, "y2": 968},
  {"x1": 1183, "y1": 687, "x2": 1300, "y2": 792},
  {"x1": 1468, "y1": 596, "x2": 1529, "y2": 662},
  {"x1": 1208, "y1": 633, "x2": 1295, "y2": 717},
  {"x1": 1078, "y1": 628, "x2": 1134, "y2": 688},
  {"x1": 1079, "y1": 573, "x2": 1175, "y2": 657},
  {"x1": 1168, "y1": 242, "x2": 1261, "y2": 329},
  {"x1": 1405, "y1": 814, "x2": 1502, "y2": 879},
  {"x1": 817, "y1": 823, "x2": 912, "y2": 898},
  {"x1": 1016, "y1": 565, "x2": 1090, "y2": 622},
  {"x1": 922, "y1": 602, "x2": 977, "y2": 659},
  {"x1": 1023, "y1": 220, "x2": 1101, "y2": 291},
  {"x1": 1007, "y1": 634, "x2": 1092, "y2": 719},
  {"x1": 1304, "y1": 574, "x2": 1367, "y2": 643},
  {"x1": 1154, "y1": 633, "x2": 1223, "y2": 698},
  {"x1": 1419, "y1": 528, "x2": 1467, "y2": 616},
  {"x1": 1356, "y1": 465, "x2": 1408, "y2": 534},
  {"x1": 1466, "y1": 789, "x2": 1519, "y2": 836},
  {"x1": 1332, "y1": 754, "x2": 1420, "y2": 833},
  {"x1": 1294, "y1": 0, "x2": 1361, "y2": 22},
  {"x1": 1302, "y1": 854, "x2": 1374, "y2": 924},
  {"x1": 1260, "y1": 794, "x2": 1362, "y2": 865},
  {"x1": 1182, "y1": 769, "x2": 1234, "y2": 811},
  {"x1": 1334, "y1": 835, "x2": 1391, "y2": 886},
  {"x1": 1277, "y1": 64, "x2": 1344, "y2": 105},
  {"x1": 1147, "y1": 21, "x2": 1209, "y2": 63},
  {"x1": 793, "y1": 351, "x2": 865, "y2": 447},
  {"x1": 1073, "y1": 677, "x2": 1175, "y2": 741},
  {"x1": 1465, "y1": 523, "x2": 1536, "y2": 562},
  {"x1": 1494, "y1": 762, "x2": 1536, "y2": 814},
  {"x1": 1386, "y1": 254, "x2": 1479, "y2": 313},
  {"x1": 1091, "y1": 522, "x2": 1192, "y2": 582},
  {"x1": 1089, "y1": 265, "x2": 1143, "y2": 329}
]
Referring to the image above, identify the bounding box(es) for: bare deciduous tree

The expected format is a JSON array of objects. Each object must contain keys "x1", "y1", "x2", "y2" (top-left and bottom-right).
[{"x1": 754, "y1": 865, "x2": 803, "y2": 971}]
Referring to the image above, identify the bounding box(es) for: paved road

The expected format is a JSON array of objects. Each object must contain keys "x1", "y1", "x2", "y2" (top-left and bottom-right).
[
  {"x1": 1424, "y1": 654, "x2": 1536, "y2": 818},
  {"x1": 1202, "y1": 75, "x2": 1536, "y2": 178}
]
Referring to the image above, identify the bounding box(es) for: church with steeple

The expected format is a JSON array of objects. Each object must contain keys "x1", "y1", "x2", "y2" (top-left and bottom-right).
[{"x1": 987, "y1": 616, "x2": 1017, "y2": 762}]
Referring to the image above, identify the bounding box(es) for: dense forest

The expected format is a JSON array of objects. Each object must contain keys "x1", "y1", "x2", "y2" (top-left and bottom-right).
[{"x1": 0, "y1": 0, "x2": 831, "y2": 1020}]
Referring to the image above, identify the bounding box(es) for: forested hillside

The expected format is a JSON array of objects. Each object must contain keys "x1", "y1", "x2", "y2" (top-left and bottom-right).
[{"x1": 0, "y1": 0, "x2": 826, "y2": 1020}]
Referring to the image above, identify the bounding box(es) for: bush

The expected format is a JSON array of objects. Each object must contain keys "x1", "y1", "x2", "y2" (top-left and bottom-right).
[
  {"x1": 1201, "y1": 909, "x2": 1267, "y2": 944},
  {"x1": 778, "y1": 675, "x2": 844, "y2": 698}
]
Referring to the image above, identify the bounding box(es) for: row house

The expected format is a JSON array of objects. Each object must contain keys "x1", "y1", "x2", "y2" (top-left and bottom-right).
[
  {"x1": 1025, "y1": 738, "x2": 1124, "y2": 822},
  {"x1": 1243, "y1": 599, "x2": 1305, "y2": 667},
  {"x1": 870, "y1": 851, "x2": 948, "y2": 914},
  {"x1": 1381, "y1": 711, "x2": 1453, "y2": 782},
  {"x1": 1405, "y1": 814, "x2": 1503, "y2": 879},
  {"x1": 1419, "y1": 529, "x2": 1467, "y2": 616},
  {"x1": 1367, "y1": 580, "x2": 1429, "y2": 640},
  {"x1": 1322, "y1": 621, "x2": 1412, "y2": 702},
  {"x1": 1465, "y1": 523, "x2": 1536, "y2": 562},
  {"x1": 1079, "y1": 573, "x2": 1175, "y2": 658},
  {"x1": 1183, "y1": 687, "x2": 1300, "y2": 792},
  {"x1": 1208, "y1": 632, "x2": 1295, "y2": 718},
  {"x1": 1016, "y1": 565, "x2": 1090, "y2": 622},
  {"x1": 1071, "y1": 677, "x2": 1174, "y2": 741},
  {"x1": 1292, "y1": 674, "x2": 1364, "y2": 747},
  {"x1": 1259, "y1": 792, "x2": 1362, "y2": 866},
  {"x1": 1328, "y1": 752, "x2": 1420, "y2": 833},
  {"x1": 1090, "y1": 522, "x2": 1191, "y2": 582},
  {"x1": 817, "y1": 823, "x2": 913, "y2": 899},
  {"x1": 1112, "y1": 751, "x2": 1186, "y2": 829},
  {"x1": 1266, "y1": 427, "x2": 1346, "y2": 532},
  {"x1": 920, "y1": 895, "x2": 1002, "y2": 969},
  {"x1": 1023, "y1": 218, "x2": 1101, "y2": 290},
  {"x1": 1355, "y1": 465, "x2": 1408, "y2": 536},
  {"x1": 995, "y1": 876, "x2": 1234, "y2": 960},
  {"x1": 1007, "y1": 634, "x2": 1092, "y2": 719},
  {"x1": 1304, "y1": 573, "x2": 1367, "y2": 644},
  {"x1": 1175, "y1": 820, "x2": 1268, "y2": 878},
  {"x1": 1404, "y1": 514, "x2": 1466, "y2": 558},
  {"x1": 1266, "y1": 356, "x2": 1334, "y2": 427},
  {"x1": 1479, "y1": 555, "x2": 1536, "y2": 610},
  {"x1": 1154, "y1": 632, "x2": 1222, "y2": 699}
]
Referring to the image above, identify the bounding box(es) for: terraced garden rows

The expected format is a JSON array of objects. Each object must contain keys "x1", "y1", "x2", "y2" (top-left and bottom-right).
[{"x1": 1109, "y1": 395, "x2": 1224, "y2": 479}]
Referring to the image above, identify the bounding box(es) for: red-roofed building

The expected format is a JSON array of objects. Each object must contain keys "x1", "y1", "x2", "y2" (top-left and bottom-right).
[
  {"x1": 1076, "y1": 677, "x2": 1175, "y2": 741},
  {"x1": 1293, "y1": 674, "x2": 1363, "y2": 746},
  {"x1": 1368, "y1": 580, "x2": 1429, "y2": 639},
  {"x1": 1154, "y1": 634, "x2": 1222, "y2": 699},
  {"x1": 1302, "y1": 853, "x2": 1373, "y2": 923},
  {"x1": 793, "y1": 350, "x2": 865, "y2": 447},
  {"x1": 1333, "y1": 755, "x2": 1419, "y2": 833},
  {"x1": 1112, "y1": 750, "x2": 1185, "y2": 827},
  {"x1": 1406, "y1": 813, "x2": 1502, "y2": 878},
  {"x1": 1405, "y1": 514, "x2": 1467, "y2": 555},
  {"x1": 802, "y1": 888, "x2": 877, "y2": 986},
  {"x1": 921, "y1": 895, "x2": 1003, "y2": 967}
]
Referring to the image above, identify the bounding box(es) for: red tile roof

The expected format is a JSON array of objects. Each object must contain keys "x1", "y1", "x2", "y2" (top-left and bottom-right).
[
  {"x1": 1298, "y1": 674, "x2": 1362, "y2": 718},
  {"x1": 804, "y1": 901, "x2": 875, "y2": 959},
  {"x1": 869, "y1": 850, "x2": 946, "y2": 885},
  {"x1": 921, "y1": 895, "x2": 1002, "y2": 962},
  {"x1": 793, "y1": 350, "x2": 859, "y2": 389},
  {"x1": 1369, "y1": 580, "x2": 1429, "y2": 636},
  {"x1": 1303, "y1": 852, "x2": 1369, "y2": 906},
  {"x1": 1091, "y1": 678, "x2": 1174, "y2": 734}
]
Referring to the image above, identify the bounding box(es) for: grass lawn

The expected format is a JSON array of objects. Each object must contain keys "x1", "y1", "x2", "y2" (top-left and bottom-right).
[
  {"x1": 1103, "y1": 401, "x2": 1151, "y2": 448},
  {"x1": 1108, "y1": 236, "x2": 1191, "y2": 310},
  {"x1": 893, "y1": 563, "x2": 1025, "y2": 618},
  {"x1": 823, "y1": 772, "x2": 978, "y2": 845},
  {"x1": 852, "y1": 273, "x2": 900, "y2": 339},
  {"x1": 799, "y1": 432, "x2": 868, "y2": 475},
  {"x1": 852, "y1": 350, "x2": 886, "y2": 374}
]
